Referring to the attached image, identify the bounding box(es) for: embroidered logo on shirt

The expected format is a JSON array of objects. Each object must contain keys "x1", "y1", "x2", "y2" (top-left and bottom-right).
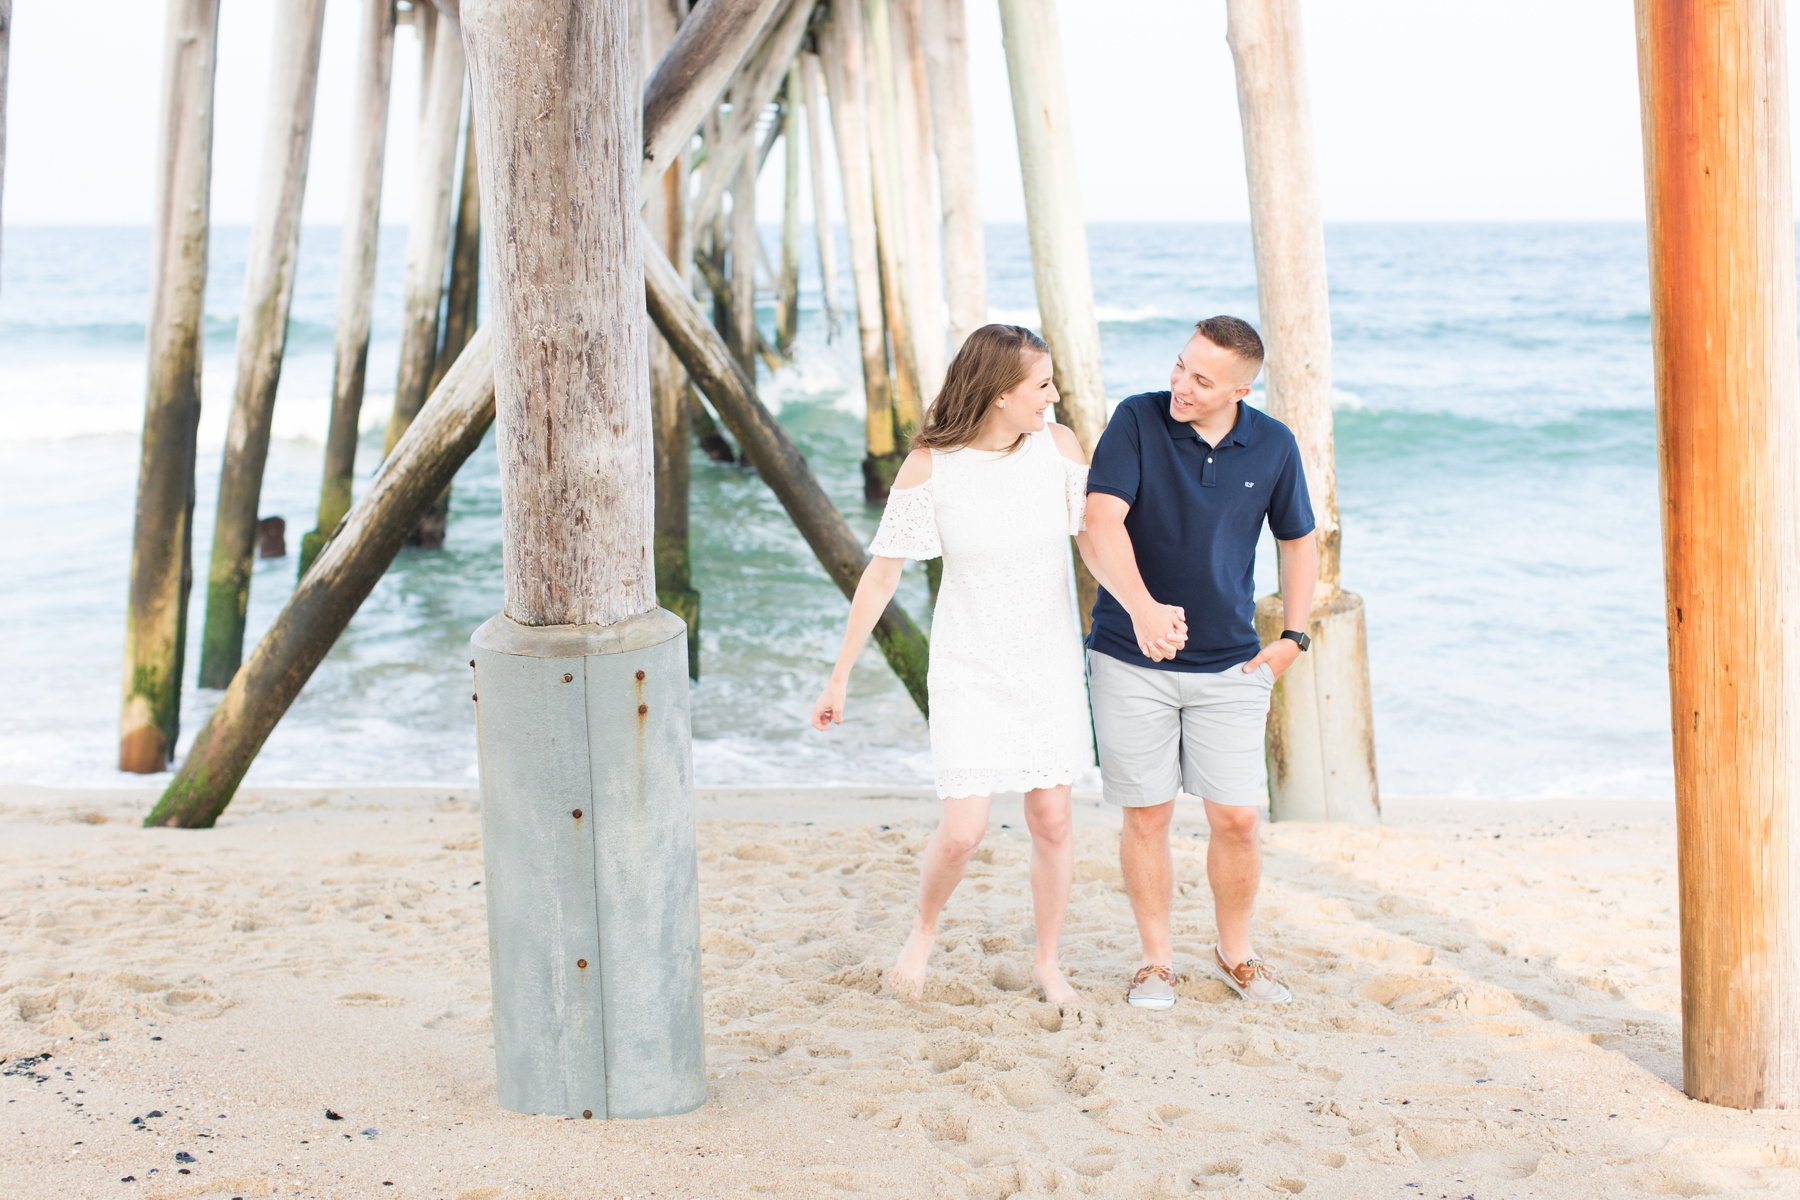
[{"x1": 1244, "y1": 481, "x2": 1255, "y2": 487}]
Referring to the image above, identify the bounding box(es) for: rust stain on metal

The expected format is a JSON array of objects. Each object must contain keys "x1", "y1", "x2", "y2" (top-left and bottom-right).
[
  {"x1": 577, "y1": 958, "x2": 588, "y2": 969},
  {"x1": 572, "y1": 808, "x2": 582, "y2": 819},
  {"x1": 635, "y1": 669, "x2": 646, "y2": 681},
  {"x1": 562, "y1": 672, "x2": 574, "y2": 683},
  {"x1": 637, "y1": 703, "x2": 648, "y2": 715}
]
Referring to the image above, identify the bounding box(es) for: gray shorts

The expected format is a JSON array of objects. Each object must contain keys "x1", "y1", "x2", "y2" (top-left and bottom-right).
[{"x1": 1086, "y1": 650, "x2": 1274, "y2": 808}]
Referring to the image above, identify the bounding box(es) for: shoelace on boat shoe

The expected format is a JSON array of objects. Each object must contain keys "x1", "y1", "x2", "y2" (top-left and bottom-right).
[
  {"x1": 1221, "y1": 955, "x2": 1277, "y2": 987},
  {"x1": 1131, "y1": 964, "x2": 1174, "y2": 987}
]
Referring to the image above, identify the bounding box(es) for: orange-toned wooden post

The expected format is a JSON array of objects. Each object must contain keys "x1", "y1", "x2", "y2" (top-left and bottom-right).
[{"x1": 1636, "y1": 0, "x2": 1800, "y2": 1109}]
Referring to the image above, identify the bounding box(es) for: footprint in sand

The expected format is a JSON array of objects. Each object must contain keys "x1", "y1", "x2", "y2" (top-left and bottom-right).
[
  {"x1": 1636, "y1": 1139, "x2": 1800, "y2": 1195},
  {"x1": 1399, "y1": 1118, "x2": 1543, "y2": 1180}
]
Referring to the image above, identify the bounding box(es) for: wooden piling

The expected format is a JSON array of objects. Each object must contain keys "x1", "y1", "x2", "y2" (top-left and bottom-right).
[
  {"x1": 301, "y1": 0, "x2": 399, "y2": 579},
  {"x1": 687, "y1": 0, "x2": 814, "y2": 234},
  {"x1": 120, "y1": 0, "x2": 223, "y2": 772},
  {"x1": 1636, "y1": 0, "x2": 1800, "y2": 1110},
  {"x1": 1227, "y1": 0, "x2": 1378, "y2": 827},
  {"x1": 383, "y1": 19, "x2": 466, "y2": 456},
  {"x1": 414, "y1": 0, "x2": 438, "y2": 109},
  {"x1": 653, "y1": 155, "x2": 703, "y2": 675},
  {"x1": 799, "y1": 51, "x2": 842, "y2": 340},
  {"x1": 640, "y1": 0, "x2": 787, "y2": 191},
  {"x1": 886, "y1": 0, "x2": 946, "y2": 400},
  {"x1": 195, "y1": 0, "x2": 329, "y2": 689},
  {"x1": 729, "y1": 152, "x2": 760, "y2": 378},
  {"x1": 433, "y1": 118, "x2": 483, "y2": 396},
  {"x1": 776, "y1": 66, "x2": 803, "y2": 355},
  {"x1": 639, "y1": 0, "x2": 703, "y2": 677},
  {"x1": 817, "y1": 2, "x2": 898, "y2": 502},
  {"x1": 918, "y1": 0, "x2": 983, "y2": 354},
  {"x1": 466, "y1": 0, "x2": 653, "y2": 627},
  {"x1": 643, "y1": 225, "x2": 930, "y2": 711},
  {"x1": 995, "y1": 0, "x2": 1105, "y2": 626},
  {"x1": 860, "y1": 0, "x2": 924, "y2": 454},
  {"x1": 411, "y1": 115, "x2": 483, "y2": 549}
]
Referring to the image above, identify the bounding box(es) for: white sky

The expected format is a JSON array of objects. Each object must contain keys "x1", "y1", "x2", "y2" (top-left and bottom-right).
[{"x1": 0, "y1": 1, "x2": 1686, "y2": 228}]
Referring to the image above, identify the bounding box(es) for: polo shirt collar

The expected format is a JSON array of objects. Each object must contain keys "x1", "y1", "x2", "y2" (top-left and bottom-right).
[{"x1": 1161, "y1": 397, "x2": 1255, "y2": 448}]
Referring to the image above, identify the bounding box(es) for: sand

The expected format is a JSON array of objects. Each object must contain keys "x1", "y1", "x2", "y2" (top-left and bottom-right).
[{"x1": 3, "y1": 782, "x2": 1798, "y2": 1199}]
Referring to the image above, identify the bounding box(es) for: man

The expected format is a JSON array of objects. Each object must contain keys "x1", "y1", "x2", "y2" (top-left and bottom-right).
[{"x1": 1078, "y1": 316, "x2": 1317, "y2": 1008}]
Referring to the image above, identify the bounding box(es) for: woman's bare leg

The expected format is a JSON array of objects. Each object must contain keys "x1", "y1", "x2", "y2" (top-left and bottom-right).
[
  {"x1": 890, "y1": 793, "x2": 992, "y2": 999},
  {"x1": 1022, "y1": 784, "x2": 1078, "y2": 1004}
]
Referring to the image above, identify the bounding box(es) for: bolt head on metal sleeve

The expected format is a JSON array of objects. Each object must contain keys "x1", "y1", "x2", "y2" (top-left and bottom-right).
[{"x1": 471, "y1": 608, "x2": 706, "y2": 1119}]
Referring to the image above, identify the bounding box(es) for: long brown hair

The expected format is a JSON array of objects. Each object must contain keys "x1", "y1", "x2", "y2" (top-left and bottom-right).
[{"x1": 912, "y1": 323, "x2": 1050, "y2": 453}]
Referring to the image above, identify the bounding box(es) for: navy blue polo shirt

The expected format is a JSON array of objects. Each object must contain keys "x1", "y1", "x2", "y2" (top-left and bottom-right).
[{"x1": 1086, "y1": 392, "x2": 1315, "y2": 672}]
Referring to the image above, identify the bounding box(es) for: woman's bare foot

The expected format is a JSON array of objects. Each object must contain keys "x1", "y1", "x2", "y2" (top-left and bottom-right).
[
  {"x1": 889, "y1": 926, "x2": 935, "y2": 1000},
  {"x1": 1033, "y1": 961, "x2": 1079, "y2": 1006}
]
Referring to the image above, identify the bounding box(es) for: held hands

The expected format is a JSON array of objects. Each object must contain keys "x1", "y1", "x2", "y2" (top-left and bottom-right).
[
  {"x1": 811, "y1": 677, "x2": 849, "y2": 730},
  {"x1": 1131, "y1": 603, "x2": 1188, "y2": 662},
  {"x1": 1244, "y1": 635, "x2": 1302, "y2": 680}
]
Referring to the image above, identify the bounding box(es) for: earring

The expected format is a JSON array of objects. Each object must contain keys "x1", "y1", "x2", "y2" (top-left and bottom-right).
[{"x1": 998, "y1": 401, "x2": 1007, "y2": 408}]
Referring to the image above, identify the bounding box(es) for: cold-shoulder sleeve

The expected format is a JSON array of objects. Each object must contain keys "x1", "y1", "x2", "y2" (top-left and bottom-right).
[
  {"x1": 868, "y1": 481, "x2": 942, "y2": 560},
  {"x1": 1063, "y1": 458, "x2": 1090, "y2": 534}
]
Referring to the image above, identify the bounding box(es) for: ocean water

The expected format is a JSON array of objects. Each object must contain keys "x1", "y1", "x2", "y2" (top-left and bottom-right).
[{"x1": 0, "y1": 222, "x2": 1670, "y2": 798}]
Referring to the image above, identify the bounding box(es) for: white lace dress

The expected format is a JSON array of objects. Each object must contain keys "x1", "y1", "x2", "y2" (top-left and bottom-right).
[{"x1": 868, "y1": 427, "x2": 1094, "y2": 799}]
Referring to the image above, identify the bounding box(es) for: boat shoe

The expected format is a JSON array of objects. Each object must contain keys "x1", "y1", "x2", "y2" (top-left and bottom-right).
[
  {"x1": 1126, "y1": 963, "x2": 1176, "y2": 1009},
  {"x1": 1213, "y1": 945, "x2": 1291, "y2": 1003}
]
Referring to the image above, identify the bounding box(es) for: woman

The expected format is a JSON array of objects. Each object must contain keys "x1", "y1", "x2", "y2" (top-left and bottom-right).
[{"x1": 811, "y1": 324, "x2": 1093, "y2": 1005}]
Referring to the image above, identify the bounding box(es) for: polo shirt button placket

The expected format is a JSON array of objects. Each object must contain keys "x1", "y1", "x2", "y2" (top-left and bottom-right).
[{"x1": 1201, "y1": 450, "x2": 1217, "y2": 487}]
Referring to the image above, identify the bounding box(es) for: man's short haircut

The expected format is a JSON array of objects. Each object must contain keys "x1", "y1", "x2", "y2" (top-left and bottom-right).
[{"x1": 1192, "y1": 315, "x2": 1265, "y2": 365}]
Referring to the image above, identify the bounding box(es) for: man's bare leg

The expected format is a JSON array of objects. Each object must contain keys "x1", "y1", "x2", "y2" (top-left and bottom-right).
[
  {"x1": 891, "y1": 793, "x2": 992, "y2": 999},
  {"x1": 1022, "y1": 784, "x2": 1078, "y2": 1003},
  {"x1": 1120, "y1": 799, "x2": 1175, "y2": 966},
  {"x1": 1204, "y1": 799, "x2": 1261, "y2": 965}
]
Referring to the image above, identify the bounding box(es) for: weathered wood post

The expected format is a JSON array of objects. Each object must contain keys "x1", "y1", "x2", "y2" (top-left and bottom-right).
[
  {"x1": 639, "y1": 0, "x2": 786, "y2": 183},
  {"x1": 413, "y1": 116, "x2": 484, "y2": 547},
  {"x1": 685, "y1": 0, "x2": 814, "y2": 237},
  {"x1": 800, "y1": 51, "x2": 842, "y2": 339},
  {"x1": 918, "y1": 0, "x2": 981, "y2": 354},
  {"x1": 433, "y1": 118, "x2": 483, "y2": 395},
  {"x1": 637, "y1": 0, "x2": 702, "y2": 676},
  {"x1": 414, "y1": 0, "x2": 439, "y2": 100},
  {"x1": 121, "y1": 0, "x2": 223, "y2": 772},
  {"x1": 818, "y1": 1, "x2": 898, "y2": 501},
  {"x1": 383, "y1": 19, "x2": 466, "y2": 455},
  {"x1": 1636, "y1": 0, "x2": 1800, "y2": 1110},
  {"x1": 643, "y1": 225, "x2": 930, "y2": 708},
  {"x1": 461, "y1": 0, "x2": 705, "y2": 1119},
  {"x1": 729, "y1": 152, "x2": 760, "y2": 377},
  {"x1": 887, "y1": 0, "x2": 946, "y2": 399},
  {"x1": 860, "y1": 0, "x2": 923, "y2": 485},
  {"x1": 195, "y1": 0, "x2": 329, "y2": 689},
  {"x1": 1226, "y1": 0, "x2": 1378, "y2": 826},
  {"x1": 776, "y1": 66, "x2": 803, "y2": 355},
  {"x1": 995, "y1": 0, "x2": 1104, "y2": 624},
  {"x1": 301, "y1": 0, "x2": 399, "y2": 578}
]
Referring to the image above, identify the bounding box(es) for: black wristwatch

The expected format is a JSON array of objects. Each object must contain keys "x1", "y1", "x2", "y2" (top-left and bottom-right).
[{"x1": 1280, "y1": 629, "x2": 1311, "y2": 652}]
